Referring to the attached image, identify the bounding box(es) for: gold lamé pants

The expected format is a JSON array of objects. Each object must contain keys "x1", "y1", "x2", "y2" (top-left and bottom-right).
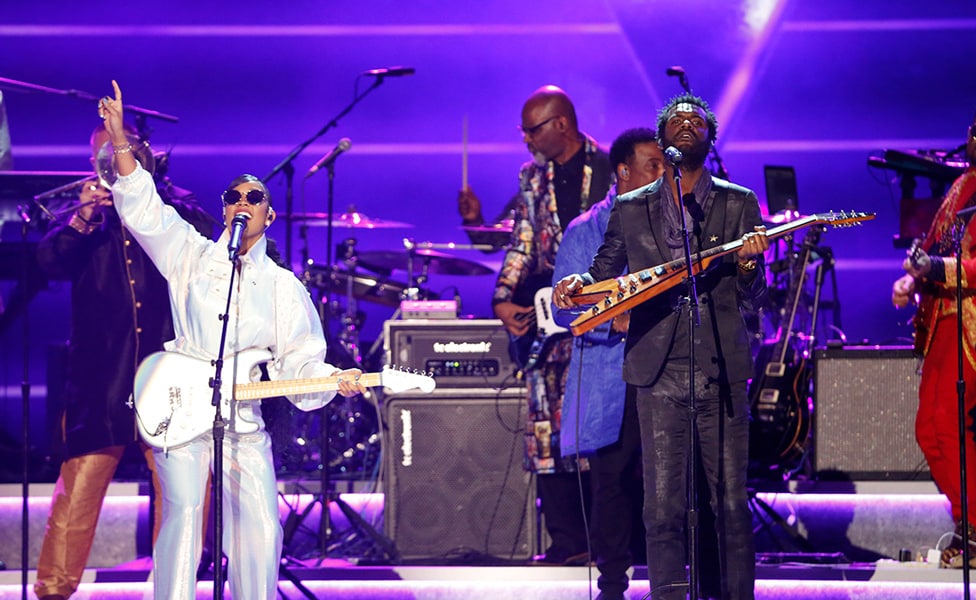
[{"x1": 34, "y1": 443, "x2": 162, "y2": 599}]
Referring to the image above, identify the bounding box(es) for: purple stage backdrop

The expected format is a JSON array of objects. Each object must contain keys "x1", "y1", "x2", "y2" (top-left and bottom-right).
[{"x1": 1, "y1": 1, "x2": 974, "y2": 467}]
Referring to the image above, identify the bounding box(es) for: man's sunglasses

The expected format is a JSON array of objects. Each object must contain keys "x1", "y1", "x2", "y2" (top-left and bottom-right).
[{"x1": 221, "y1": 189, "x2": 267, "y2": 206}]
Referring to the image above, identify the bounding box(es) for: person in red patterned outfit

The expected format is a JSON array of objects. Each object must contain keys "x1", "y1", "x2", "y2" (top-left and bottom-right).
[{"x1": 893, "y1": 110, "x2": 976, "y2": 568}]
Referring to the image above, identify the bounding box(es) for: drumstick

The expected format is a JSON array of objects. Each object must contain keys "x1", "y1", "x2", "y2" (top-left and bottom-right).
[{"x1": 462, "y1": 113, "x2": 469, "y2": 191}]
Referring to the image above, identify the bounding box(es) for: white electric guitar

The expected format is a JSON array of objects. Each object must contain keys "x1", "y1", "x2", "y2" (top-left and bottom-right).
[
  {"x1": 132, "y1": 348, "x2": 436, "y2": 450},
  {"x1": 508, "y1": 286, "x2": 569, "y2": 373}
]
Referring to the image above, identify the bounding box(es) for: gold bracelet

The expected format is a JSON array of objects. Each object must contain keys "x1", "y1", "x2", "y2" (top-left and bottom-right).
[
  {"x1": 69, "y1": 214, "x2": 95, "y2": 234},
  {"x1": 737, "y1": 259, "x2": 758, "y2": 272},
  {"x1": 113, "y1": 143, "x2": 133, "y2": 155}
]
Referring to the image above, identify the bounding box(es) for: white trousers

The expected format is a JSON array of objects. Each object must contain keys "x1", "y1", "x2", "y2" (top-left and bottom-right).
[{"x1": 152, "y1": 431, "x2": 282, "y2": 600}]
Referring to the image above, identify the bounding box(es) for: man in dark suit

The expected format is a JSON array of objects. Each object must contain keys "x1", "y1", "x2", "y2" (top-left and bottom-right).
[{"x1": 554, "y1": 93, "x2": 768, "y2": 599}]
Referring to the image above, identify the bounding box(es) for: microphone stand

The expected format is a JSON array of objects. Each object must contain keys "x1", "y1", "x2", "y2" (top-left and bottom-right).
[
  {"x1": 664, "y1": 68, "x2": 729, "y2": 180},
  {"x1": 262, "y1": 75, "x2": 386, "y2": 268},
  {"x1": 951, "y1": 223, "x2": 972, "y2": 598},
  {"x1": 207, "y1": 253, "x2": 243, "y2": 600},
  {"x1": 0, "y1": 77, "x2": 179, "y2": 125},
  {"x1": 17, "y1": 205, "x2": 32, "y2": 600},
  {"x1": 673, "y1": 164, "x2": 702, "y2": 600},
  {"x1": 319, "y1": 160, "x2": 345, "y2": 560}
]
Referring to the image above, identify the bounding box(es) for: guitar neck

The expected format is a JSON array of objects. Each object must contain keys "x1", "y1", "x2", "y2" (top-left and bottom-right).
[
  {"x1": 568, "y1": 216, "x2": 832, "y2": 336},
  {"x1": 234, "y1": 372, "x2": 384, "y2": 401},
  {"x1": 571, "y1": 215, "x2": 818, "y2": 306}
]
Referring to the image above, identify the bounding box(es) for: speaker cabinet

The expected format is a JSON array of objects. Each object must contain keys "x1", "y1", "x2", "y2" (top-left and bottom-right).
[
  {"x1": 813, "y1": 346, "x2": 926, "y2": 479},
  {"x1": 384, "y1": 388, "x2": 536, "y2": 560}
]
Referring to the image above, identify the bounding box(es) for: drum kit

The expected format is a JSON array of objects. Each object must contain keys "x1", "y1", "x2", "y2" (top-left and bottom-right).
[{"x1": 271, "y1": 207, "x2": 509, "y2": 481}]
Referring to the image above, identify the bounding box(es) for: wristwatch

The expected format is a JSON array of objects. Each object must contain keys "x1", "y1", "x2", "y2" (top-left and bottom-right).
[{"x1": 736, "y1": 259, "x2": 758, "y2": 272}]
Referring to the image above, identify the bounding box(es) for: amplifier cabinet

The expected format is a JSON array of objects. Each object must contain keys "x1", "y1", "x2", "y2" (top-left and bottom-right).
[
  {"x1": 384, "y1": 388, "x2": 536, "y2": 560},
  {"x1": 384, "y1": 319, "x2": 519, "y2": 389},
  {"x1": 813, "y1": 346, "x2": 927, "y2": 480}
]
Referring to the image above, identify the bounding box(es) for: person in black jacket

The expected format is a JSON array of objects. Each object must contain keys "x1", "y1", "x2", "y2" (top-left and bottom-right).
[
  {"x1": 33, "y1": 123, "x2": 216, "y2": 600},
  {"x1": 555, "y1": 93, "x2": 768, "y2": 599}
]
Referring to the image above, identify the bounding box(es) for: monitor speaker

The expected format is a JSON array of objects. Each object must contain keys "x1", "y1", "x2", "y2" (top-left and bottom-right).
[
  {"x1": 384, "y1": 388, "x2": 536, "y2": 560},
  {"x1": 813, "y1": 346, "x2": 927, "y2": 479}
]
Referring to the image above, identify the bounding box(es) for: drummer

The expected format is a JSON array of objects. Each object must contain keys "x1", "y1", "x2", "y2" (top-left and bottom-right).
[
  {"x1": 457, "y1": 189, "x2": 518, "y2": 251},
  {"x1": 488, "y1": 85, "x2": 614, "y2": 565}
]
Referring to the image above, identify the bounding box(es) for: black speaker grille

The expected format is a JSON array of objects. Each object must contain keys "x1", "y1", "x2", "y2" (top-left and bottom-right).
[
  {"x1": 813, "y1": 347, "x2": 927, "y2": 479},
  {"x1": 384, "y1": 389, "x2": 535, "y2": 560}
]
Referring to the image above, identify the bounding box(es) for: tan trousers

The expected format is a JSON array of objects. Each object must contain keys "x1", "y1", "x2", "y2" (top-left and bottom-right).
[{"x1": 34, "y1": 444, "x2": 162, "y2": 599}]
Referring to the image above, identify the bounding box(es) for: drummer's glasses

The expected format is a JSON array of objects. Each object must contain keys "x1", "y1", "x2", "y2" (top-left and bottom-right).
[
  {"x1": 519, "y1": 115, "x2": 558, "y2": 137},
  {"x1": 221, "y1": 189, "x2": 268, "y2": 206}
]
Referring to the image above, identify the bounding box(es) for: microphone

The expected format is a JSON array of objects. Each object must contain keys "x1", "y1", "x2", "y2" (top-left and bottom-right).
[
  {"x1": 363, "y1": 66, "x2": 416, "y2": 77},
  {"x1": 664, "y1": 146, "x2": 684, "y2": 166},
  {"x1": 227, "y1": 212, "x2": 251, "y2": 261},
  {"x1": 305, "y1": 138, "x2": 352, "y2": 179}
]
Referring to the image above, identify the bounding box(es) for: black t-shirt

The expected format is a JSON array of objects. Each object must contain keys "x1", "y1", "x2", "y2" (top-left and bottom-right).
[{"x1": 553, "y1": 145, "x2": 586, "y2": 232}]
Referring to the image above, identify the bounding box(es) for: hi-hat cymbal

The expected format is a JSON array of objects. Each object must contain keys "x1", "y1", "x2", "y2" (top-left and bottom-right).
[
  {"x1": 290, "y1": 211, "x2": 414, "y2": 229},
  {"x1": 358, "y1": 248, "x2": 494, "y2": 276}
]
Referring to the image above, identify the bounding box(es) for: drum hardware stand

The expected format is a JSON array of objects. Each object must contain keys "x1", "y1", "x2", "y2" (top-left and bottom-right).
[
  {"x1": 279, "y1": 236, "x2": 398, "y2": 574},
  {"x1": 336, "y1": 238, "x2": 364, "y2": 367},
  {"x1": 263, "y1": 71, "x2": 393, "y2": 268},
  {"x1": 401, "y1": 238, "x2": 493, "y2": 302},
  {"x1": 401, "y1": 238, "x2": 429, "y2": 300}
]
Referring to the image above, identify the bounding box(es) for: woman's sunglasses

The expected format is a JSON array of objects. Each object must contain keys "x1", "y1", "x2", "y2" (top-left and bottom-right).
[{"x1": 221, "y1": 189, "x2": 267, "y2": 206}]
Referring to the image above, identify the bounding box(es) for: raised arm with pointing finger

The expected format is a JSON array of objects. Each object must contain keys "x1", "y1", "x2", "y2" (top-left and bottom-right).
[{"x1": 101, "y1": 80, "x2": 366, "y2": 598}]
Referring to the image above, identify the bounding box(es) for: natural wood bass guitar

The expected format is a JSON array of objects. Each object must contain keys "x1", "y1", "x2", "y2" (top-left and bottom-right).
[{"x1": 567, "y1": 211, "x2": 875, "y2": 336}]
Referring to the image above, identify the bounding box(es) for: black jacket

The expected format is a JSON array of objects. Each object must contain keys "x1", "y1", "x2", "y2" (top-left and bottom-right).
[
  {"x1": 587, "y1": 176, "x2": 767, "y2": 387},
  {"x1": 36, "y1": 181, "x2": 215, "y2": 457}
]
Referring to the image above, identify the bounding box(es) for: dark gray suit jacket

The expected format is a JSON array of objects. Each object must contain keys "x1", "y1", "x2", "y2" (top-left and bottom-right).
[{"x1": 586, "y1": 176, "x2": 768, "y2": 387}]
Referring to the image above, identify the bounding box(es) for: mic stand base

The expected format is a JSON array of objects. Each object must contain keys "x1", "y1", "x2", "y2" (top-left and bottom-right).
[{"x1": 278, "y1": 556, "x2": 318, "y2": 600}]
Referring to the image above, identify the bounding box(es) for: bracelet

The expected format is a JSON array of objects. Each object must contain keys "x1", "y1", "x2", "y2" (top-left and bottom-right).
[
  {"x1": 69, "y1": 214, "x2": 96, "y2": 234},
  {"x1": 737, "y1": 259, "x2": 758, "y2": 272},
  {"x1": 112, "y1": 143, "x2": 133, "y2": 155}
]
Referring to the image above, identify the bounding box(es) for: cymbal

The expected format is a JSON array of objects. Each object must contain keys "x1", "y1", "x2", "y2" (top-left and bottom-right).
[
  {"x1": 290, "y1": 211, "x2": 414, "y2": 229},
  {"x1": 357, "y1": 249, "x2": 494, "y2": 276},
  {"x1": 304, "y1": 265, "x2": 409, "y2": 307},
  {"x1": 460, "y1": 218, "x2": 514, "y2": 233}
]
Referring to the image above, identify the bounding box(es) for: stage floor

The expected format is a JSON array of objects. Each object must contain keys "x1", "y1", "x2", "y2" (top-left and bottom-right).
[
  {"x1": 1, "y1": 481, "x2": 966, "y2": 599},
  {"x1": 1, "y1": 559, "x2": 976, "y2": 600}
]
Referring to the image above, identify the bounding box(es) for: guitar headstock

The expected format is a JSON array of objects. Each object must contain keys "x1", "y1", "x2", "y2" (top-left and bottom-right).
[
  {"x1": 906, "y1": 235, "x2": 930, "y2": 273},
  {"x1": 381, "y1": 366, "x2": 437, "y2": 394},
  {"x1": 810, "y1": 210, "x2": 876, "y2": 228}
]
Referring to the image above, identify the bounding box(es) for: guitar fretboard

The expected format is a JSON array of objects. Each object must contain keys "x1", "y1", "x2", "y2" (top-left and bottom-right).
[{"x1": 234, "y1": 372, "x2": 385, "y2": 401}]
